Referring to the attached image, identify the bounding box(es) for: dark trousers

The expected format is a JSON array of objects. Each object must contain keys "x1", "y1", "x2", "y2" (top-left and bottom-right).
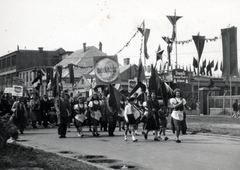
[
  {"x1": 41, "y1": 112, "x2": 49, "y2": 128},
  {"x1": 58, "y1": 117, "x2": 68, "y2": 137},
  {"x1": 108, "y1": 121, "x2": 116, "y2": 136}
]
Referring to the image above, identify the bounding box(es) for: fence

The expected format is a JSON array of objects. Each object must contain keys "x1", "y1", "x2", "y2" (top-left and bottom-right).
[{"x1": 208, "y1": 94, "x2": 240, "y2": 115}]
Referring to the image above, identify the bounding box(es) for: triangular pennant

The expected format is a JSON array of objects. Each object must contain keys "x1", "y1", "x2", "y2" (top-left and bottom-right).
[{"x1": 192, "y1": 35, "x2": 205, "y2": 61}]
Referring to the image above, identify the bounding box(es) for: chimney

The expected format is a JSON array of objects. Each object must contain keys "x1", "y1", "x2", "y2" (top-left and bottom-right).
[
  {"x1": 123, "y1": 58, "x2": 130, "y2": 65},
  {"x1": 99, "y1": 42, "x2": 102, "y2": 51},
  {"x1": 83, "y1": 43, "x2": 86, "y2": 52},
  {"x1": 38, "y1": 47, "x2": 43, "y2": 52}
]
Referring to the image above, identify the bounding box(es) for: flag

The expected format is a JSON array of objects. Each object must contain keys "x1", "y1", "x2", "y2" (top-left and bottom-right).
[
  {"x1": 144, "y1": 29, "x2": 151, "y2": 59},
  {"x1": 220, "y1": 61, "x2": 223, "y2": 72},
  {"x1": 202, "y1": 59, "x2": 206, "y2": 68},
  {"x1": 137, "y1": 58, "x2": 145, "y2": 83},
  {"x1": 162, "y1": 36, "x2": 173, "y2": 66},
  {"x1": 206, "y1": 61, "x2": 212, "y2": 76},
  {"x1": 129, "y1": 81, "x2": 146, "y2": 97},
  {"x1": 148, "y1": 64, "x2": 161, "y2": 96},
  {"x1": 156, "y1": 45, "x2": 164, "y2": 61},
  {"x1": 192, "y1": 57, "x2": 198, "y2": 68},
  {"x1": 137, "y1": 20, "x2": 145, "y2": 36},
  {"x1": 221, "y1": 26, "x2": 238, "y2": 76},
  {"x1": 32, "y1": 69, "x2": 43, "y2": 85},
  {"x1": 214, "y1": 61, "x2": 218, "y2": 71},
  {"x1": 210, "y1": 60, "x2": 214, "y2": 68},
  {"x1": 68, "y1": 64, "x2": 74, "y2": 85},
  {"x1": 108, "y1": 84, "x2": 123, "y2": 111},
  {"x1": 52, "y1": 65, "x2": 62, "y2": 97},
  {"x1": 192, "y1": 35, "x2": 205, "y2": 61},
  {"x1": 166, "y1": 15, "x2": 182, "y2": 41}
]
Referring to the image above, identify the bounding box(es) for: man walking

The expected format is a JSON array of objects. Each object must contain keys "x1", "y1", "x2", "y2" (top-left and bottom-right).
[{"x1": 55, "y1": 91, "x2": 70, "y2": 138}]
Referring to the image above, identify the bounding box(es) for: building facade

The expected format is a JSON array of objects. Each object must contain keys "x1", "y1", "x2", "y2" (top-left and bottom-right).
[{"x1": 0, "y1": 47, "x2": 70, "y2": 94}]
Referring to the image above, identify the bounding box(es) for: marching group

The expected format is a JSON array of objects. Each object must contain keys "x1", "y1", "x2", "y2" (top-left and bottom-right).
[{"x1": 0, "y1": 88, "x2": 190, "y2": 143}]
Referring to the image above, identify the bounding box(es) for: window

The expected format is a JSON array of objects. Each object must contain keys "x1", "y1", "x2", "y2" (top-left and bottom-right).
[
  {"x1": 7, "y1": 57, "x2": 10, "y2": 68},
  {"x1": 26, "y1": 72, "x2": 28, "y2": 82},
  {"x1": 12, "y1": 55, "x2": 16, "y2": 66}
]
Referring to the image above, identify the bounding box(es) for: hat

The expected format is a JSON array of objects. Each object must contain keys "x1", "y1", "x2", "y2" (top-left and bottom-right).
[{"x1": 173, "y1": 88, "x2": 181, "y2": 94}]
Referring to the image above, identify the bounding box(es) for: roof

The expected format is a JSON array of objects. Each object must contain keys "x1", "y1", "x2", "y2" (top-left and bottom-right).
[{"x1": 57, "y1": 46, "x2": 107, "y2": 78}]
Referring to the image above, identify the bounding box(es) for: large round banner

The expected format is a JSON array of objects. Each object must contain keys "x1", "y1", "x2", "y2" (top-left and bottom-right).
[{"x1": 93, "y1": 56, "x2": 120, "y2": 85}]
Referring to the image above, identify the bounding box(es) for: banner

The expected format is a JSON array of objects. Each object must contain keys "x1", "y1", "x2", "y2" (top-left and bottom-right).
[
  {"x1": 4, "y1": 85, "x2": 23, "y2": 96},
  {"x1": 93, "y1": 55, "x2": 120, "y2": 85},
  {"x1": 172, "y1": 69, "x2": 188, "y2": 83},
  {"x1": 221, "y1": 27, "x2": 238, "y2": 76}
]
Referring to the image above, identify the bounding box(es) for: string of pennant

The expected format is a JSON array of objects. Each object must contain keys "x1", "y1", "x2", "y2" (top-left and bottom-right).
[{"x1": 176, "y1": 36, "x2": 220, "y2": 45}]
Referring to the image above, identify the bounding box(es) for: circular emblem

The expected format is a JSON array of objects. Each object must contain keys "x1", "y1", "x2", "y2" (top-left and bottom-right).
[{"x1": 95, "y1": 58, "x2": 119, "y2": 83}]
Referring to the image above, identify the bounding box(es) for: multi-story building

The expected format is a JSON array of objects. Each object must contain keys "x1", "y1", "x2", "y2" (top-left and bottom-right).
[{"x1": 0, "y1": 47, "x2": 72, "y2": 94}]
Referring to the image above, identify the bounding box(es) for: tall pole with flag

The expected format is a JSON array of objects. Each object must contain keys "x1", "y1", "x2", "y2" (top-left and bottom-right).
[
  {"x1": 167, "y1": 10, "x2": 182, "y2": 69},
  {"x1": 192, "y1": 34, "x2": 205, "y2": 116},
  {"x1": 221, "y1": 26, "x2": 238, "y2": 115}
]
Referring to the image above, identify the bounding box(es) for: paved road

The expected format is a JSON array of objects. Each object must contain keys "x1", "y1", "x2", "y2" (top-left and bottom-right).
[{"x1": 17, "y1": 125, "x2": 240, "y2": 170}]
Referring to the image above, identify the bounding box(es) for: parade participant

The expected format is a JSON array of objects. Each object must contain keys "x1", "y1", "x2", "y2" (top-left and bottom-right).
[
  {"x1": 132, "y1": 93, "x2": 141, "y2": 136},
  {"x1": 100, "y1": 96, "x2": 108, "y2": 132},
  {"x1": 55, "y1": 91, "x2": 71, "y2": 138},
  {"x1": 232, "y1": 99, "x2": 238, "y2": 117},
  {"x1": 40, "y1": 94, "x2": 51, "y2": 128},
  {"x1": 144, "y1": 91, "x2": 160, "y2": 141},
  {"x1": 30, "y1": 93, "x2": 41, "y2": 128},
  {"x1": 106, "y1": 95, "x2": 117, "y2": 136},
  {"x1": 169, "y1": 88, "x2": 187, "y2": 143},
  {"x1": 124, "y1": 97, "x2": 138, "y2": 142},
  {"x1": 11, "y1": 96, "x2": 28, "y2": 134},
  {"x1": 73, "y1": 96, "x2": 87, "y2": 137},
  {"x1": 118, "y1": 97, "x2": 126, "y2": 131},
  {"x1": 88, "y1": 93, "x2": 102, "y2": 137},
  {"x1": 158, "y1": 102, "x2": 169, "y2": 140}
]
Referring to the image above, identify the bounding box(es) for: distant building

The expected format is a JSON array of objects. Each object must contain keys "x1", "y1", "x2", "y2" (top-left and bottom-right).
[{"x1": 0, "y1": 47, "x2": 71, "y2": 94}]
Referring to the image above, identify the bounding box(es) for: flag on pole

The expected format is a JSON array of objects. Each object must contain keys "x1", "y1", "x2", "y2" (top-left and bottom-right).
[
  {"x1": 109, "y1": 84, "x2": 123, "y2": 112},
  {"x1": 156, "y1": 45, "x2": 164, "y2": 61},
  {"x1": 137, "y1": 58, "x2": 145, "y2": 83},
  {"x1": 192, "y1": 57, "x2": 198, "y2": 68},
  {"x1": 220, "y1": 61, "x2": 223, "y2": 72},
  {"x1": 137, "y1": 20, "x2": 145, "y2": 36},
  {"x1": 221, "y1": 26, "x2": 238, "y2": 76},
  {"x1": 144, "y1": 29, "x2": 151, "y2": 59},
  {"x1": 68, "y1": 64, "x2": 74, "y2": 85},
  {"x1": 166, "y1": 15, "x2": 182, "y2": 41},
  {"x1": 214, "y1": 61, "x2": 218, "y2": 71},
  {"x1": 192, "y1": 35, "x2": 205, "y2": 62}
]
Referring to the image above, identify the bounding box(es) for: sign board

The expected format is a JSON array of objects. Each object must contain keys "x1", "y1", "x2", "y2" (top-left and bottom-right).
[
  {"x1": 128, "y1": 78, "x2": 137, "y2": 93},
  {"x1": 172, "y1": 69, "x2": 188, "y2": 83},
  {"x1": 4, "y1": 85, "x2": 23, "y2": 96},
  {"x1": 93, "y1": 55, "x2": 120, "y2": 85},
  {"x1": 13, "y1": 76, "x2": 25, "y2": 86}
]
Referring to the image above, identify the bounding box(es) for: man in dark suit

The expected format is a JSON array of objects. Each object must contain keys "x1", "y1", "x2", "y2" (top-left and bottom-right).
[{"x1": 55, "y1": 91, "x2": 70, "y2": 138}]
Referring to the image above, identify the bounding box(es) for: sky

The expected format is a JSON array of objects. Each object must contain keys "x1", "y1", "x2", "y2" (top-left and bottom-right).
[{"x1": 0, "y1": 0, "x2": 240, "y2": 77}]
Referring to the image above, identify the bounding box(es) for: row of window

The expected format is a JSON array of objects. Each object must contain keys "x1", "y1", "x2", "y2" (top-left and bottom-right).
[{"x1": 0, "y1": 55, "x2": 16, "y2": 71}]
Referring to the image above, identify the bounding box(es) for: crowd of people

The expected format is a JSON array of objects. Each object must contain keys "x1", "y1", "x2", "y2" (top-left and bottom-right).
[{"x1": 0, "y1": 88, "x2": 190, "y2": 143}]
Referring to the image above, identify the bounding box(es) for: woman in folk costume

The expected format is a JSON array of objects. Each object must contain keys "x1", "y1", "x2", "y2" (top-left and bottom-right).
[
  {"x1": 30, "y1": 93, "x2": 41, "y2": 128},
  {"x1": 124, "y1": 97, "x2": 138, "y2": 142},
  {"x1": 169, "y1": 88, "x2": 186, "y2": 143},
  {"x1": 73, "y1": 97, "x2": 87, "y2": 137},
  {"x1": 88, "y1": 93, "x2": 102, "y2": 137},
  {"x1": 143, "y1": 91, "x2": 160, "y2": 141},
  {"x1": 11, "y1": 96, "x2": 28, "y2": 134}
]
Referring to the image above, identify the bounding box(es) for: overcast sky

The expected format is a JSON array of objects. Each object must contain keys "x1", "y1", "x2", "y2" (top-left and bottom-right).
[{"x1": 0, "y1": 0, "x2": 240, "y2": 76}]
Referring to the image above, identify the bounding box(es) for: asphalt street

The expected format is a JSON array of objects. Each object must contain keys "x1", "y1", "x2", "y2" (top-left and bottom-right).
[{"x1": 16, "y1": 125, "x2": 240, "y2": 170}]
